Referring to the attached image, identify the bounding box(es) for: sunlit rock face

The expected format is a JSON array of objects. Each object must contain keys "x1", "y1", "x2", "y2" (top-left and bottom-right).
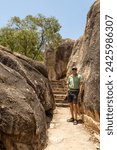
[
  {"x1": 67, "y1": 0, "x2": 100, "y2": 122},
  {"x1": 0, "y1": 46, "x2": 55, "y2": 150},
  {"x1": 45, "y1": 39, "x2": 75, "y2": 80},
  {"x1": 45, "y1": 0, "x2": 100, "y2": 122}
]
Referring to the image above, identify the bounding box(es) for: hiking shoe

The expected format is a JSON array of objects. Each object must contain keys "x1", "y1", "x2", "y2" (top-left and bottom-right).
[
  {"x1": 73, "y1": 119, "x2": 78, "y2": 125},
  {"x1": 67, "y1": 118, "x2": 74, "y2": 122}
]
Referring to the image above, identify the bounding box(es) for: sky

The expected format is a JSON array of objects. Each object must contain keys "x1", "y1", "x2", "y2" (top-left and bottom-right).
[{"x1": 0, "y1": 0, "x2": 95, "y2": 39}]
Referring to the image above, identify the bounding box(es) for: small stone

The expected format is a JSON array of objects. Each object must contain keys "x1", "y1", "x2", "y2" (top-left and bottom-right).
[
  {"x1": 26, "y1": 88, "x2": 30, "y2": 92},
  {"x1": 34, "y1": 80, "x2": 38, "y2": 84},
  {"x1": 96, "y1": 145, "x2": 100, "y2": 150},
  {"x1": 1, "y1": 105, "x2": 5, "y2": 109},
  {"x1": 50, "y1": 123, "x2": 55, "y2": 129},
  {"x1": 49, "y1": 136, "x2": 64, "y2": 144}
]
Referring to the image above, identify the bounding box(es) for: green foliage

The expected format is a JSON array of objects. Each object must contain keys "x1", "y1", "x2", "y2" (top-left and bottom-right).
[
  {"x1": 0, "y1": 14, "x2": 62, "y2": 61},
  {"x1": 0, "y1": 28, "x2": 16, "y2": 51}
]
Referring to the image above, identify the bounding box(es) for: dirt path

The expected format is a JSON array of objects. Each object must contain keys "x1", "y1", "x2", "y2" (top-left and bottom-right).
[{"x1": 45, "y1": 107, "x2": 98, "y2": 150}]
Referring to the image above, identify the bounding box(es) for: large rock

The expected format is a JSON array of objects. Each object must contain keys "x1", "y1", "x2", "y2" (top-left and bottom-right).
[
  {"x1": 45, "y1": 39, "x2": 75, "y2": 80},
  {"x1": 67, "y1": 0, "x2": 100, "y2": 122},
  {"x1": 0, "y1": 46, "x2": 55, "y2": 150}
]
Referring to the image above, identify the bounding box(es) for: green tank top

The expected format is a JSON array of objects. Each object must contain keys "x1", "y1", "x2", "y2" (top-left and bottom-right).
[{"x1": 68, "y1": 74, "x2": 83, "y2": 90}]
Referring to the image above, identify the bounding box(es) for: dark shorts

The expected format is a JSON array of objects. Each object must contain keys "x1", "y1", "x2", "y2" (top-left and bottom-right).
[{"x1": 68, "y1": 90, "x2": 79, "y2": 104}]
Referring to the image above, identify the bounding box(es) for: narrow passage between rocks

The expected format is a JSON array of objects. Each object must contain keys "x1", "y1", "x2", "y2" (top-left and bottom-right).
[{"x1": 45, "y1": 107, "x2": 97, "y2": 150}]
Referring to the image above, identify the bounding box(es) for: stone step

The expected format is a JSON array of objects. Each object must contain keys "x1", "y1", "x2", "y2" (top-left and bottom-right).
[
  {"x1": 51, "y1": 81, "x2": 67, "y2": 85},
  {"x1": 51, "y1": 82, "x2": 67, "y2": 85},
  {"x1": 52, "y1": 90, "x2": 67, "y2": 95},
  {"x1": 56, "y1": 102, "x2": 69, "y2": 107},
  {"x1": 52, "y1": 85, "x2": 67, "y2": 89},
  {"x1": 53, "y1": 92, "x2": 67, "y2": 96},
  {"x1": 54, "y1": 98, "x2": 66, "y2": 102},
  {"x1": 54, "y1": 94, "x2": 66, "y2": 99},
  {"x1": 54, "y1": 98, "x2": 65, "y2": 102},
  {"x1": 52, "y1": 88, "x2": 67, "y2": 91},
  {"x1": 52, "y1": 86, "x2": 65, "y2": 89},
  {"x1": 52, "y1": 87, "x2": 67, "y2": 91},
  {"x1": 54, "y1": 96, "x2": 66, "y2": 100},
  {"x1": 54, "y1": 96, "x2": 64, "y2": 100},
  {"x1": 51, "y1": 80, "x2": 69, "y2": 107},
  {"x1": 55, "y1": 98, "x2": 66, "y2": 102},
  {"x1": 55, "y1": 99, "x2": 63, "y2": 103},
  {"x1": 55, "y1": 99, "x2": 69, "y2": 104},
  {"x1": 54, "y1": 94, "x2": 66, "y2": 96}
]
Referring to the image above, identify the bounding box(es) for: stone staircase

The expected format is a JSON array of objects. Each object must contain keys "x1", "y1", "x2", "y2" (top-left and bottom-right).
[{"x1": 51, "y1": 79, "x2": 69, "y2": 107}]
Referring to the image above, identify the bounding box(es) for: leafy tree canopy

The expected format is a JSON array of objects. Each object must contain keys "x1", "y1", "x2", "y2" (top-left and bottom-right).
[{"x1": 0, "y1": 14, "x2": 62, "y2": 61}]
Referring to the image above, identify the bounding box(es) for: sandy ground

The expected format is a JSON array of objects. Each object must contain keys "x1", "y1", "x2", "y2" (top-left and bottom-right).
[{"x1": 45, "y1": 107, "x2": 98, "y2": 150}]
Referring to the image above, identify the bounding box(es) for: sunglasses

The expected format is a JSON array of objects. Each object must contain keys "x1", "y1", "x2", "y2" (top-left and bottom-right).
[{"x1": 72, "y1": 68, "x2": 77, "y2": 70}]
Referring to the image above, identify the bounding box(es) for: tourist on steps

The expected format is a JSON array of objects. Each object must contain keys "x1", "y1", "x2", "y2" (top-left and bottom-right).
[{"x1": 66, "y1": 66, "x2": 83, "y2": 125}]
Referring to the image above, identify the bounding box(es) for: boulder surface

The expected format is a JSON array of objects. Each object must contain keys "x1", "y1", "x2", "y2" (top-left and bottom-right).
[{"x1": 0, "y1": 46, "x2": 55, "y2": 150}]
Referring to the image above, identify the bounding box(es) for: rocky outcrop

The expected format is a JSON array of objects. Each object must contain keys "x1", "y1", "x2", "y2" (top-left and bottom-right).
[
  {"x1": 67, "y1": 0, "x2": 100, "y2": 122},
  {"x1": 45, "y1": 0, "x2": 100, "y2": 126},
  {"x1": 45, "y1": 39, "x2": 75, "y2": 80},
  {"x1": 0, "y1": 46, "x2": 55, "y2": 150}
]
